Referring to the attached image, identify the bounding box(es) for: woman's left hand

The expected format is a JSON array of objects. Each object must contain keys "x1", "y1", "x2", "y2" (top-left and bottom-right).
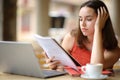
[{"x1": 95, "y1": 7, "x2": 109, "y2": 31}]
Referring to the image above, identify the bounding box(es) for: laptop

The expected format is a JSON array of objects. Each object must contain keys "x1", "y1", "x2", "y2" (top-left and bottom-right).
[{"x1": 0, "y1": 41, "x2": 67, "y2": 78}]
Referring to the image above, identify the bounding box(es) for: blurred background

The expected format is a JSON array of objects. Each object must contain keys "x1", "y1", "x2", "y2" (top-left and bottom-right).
[
  {"x1": 0, "y1": 0, "x2": 120, "y2": 68},
  {"x1": 0, "y1": 0, "x2": 119, "y2": 42}
]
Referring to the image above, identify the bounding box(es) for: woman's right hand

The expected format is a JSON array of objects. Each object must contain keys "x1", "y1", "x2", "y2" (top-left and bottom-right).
[
  {"x1": 46, "y1": 56, "x2": 59, "y2": 69},
  {"x1": 45, "y1": 55, "x2": 64, "y2": 71}
]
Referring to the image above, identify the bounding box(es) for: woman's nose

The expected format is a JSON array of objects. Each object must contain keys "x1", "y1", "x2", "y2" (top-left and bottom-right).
[{"x1": 81, "y1": 20, "x2": 86, "y2": 27}]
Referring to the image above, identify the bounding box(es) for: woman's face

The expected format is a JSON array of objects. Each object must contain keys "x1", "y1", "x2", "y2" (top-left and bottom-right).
[{"x1": 79, "y1": 6, "x2": 97, "y2": 36}]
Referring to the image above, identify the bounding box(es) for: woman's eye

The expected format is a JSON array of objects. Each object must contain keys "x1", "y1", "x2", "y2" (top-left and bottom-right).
[{"x1": 87, "y1": 19, "x2": 92, "y2": 21}]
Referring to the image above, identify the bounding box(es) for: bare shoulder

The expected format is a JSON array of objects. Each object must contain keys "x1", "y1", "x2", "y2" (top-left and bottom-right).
[
  {"x1": 62, "y1": 29, "x2": 77, "y2": 43},
  {"x1": 61, "y1": 32, "x2": 75, "y2": 52}
]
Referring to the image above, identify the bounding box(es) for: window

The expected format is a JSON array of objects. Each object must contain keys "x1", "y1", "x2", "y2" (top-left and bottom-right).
[{"x1": 50, "y1": 16, "x2": 65, "y2": 28}]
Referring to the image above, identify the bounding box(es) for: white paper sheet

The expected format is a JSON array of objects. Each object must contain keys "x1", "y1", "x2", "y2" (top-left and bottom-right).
[{"x1": 34, "y1": 34, "x2": 77, "y2": 70}]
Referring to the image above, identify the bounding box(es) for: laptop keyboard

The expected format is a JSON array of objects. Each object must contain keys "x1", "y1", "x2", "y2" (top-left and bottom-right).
[{"x1": 42, "y1": 70, "x2": 67, "y2": 77}]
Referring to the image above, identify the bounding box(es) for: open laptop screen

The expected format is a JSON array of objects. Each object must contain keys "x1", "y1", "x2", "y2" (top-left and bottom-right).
[
  {"x1": 0, "y1": 41, "x2": 47, "y2": 77},
  {"x1": 0, "y1": 41, "x2": 66, "y2": 78}
]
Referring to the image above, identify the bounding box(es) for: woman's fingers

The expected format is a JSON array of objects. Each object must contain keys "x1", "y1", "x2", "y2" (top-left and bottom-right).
[
  {"x1": 103, "y1": 7, "x2": 109, "y2": 21},
  {"x1": 56, "y1": 65, "x2": 64, "y2": 71},
  {"x1": 45, "y1": 56, "x2": 62, "y2": 70},
  {"x1": 100, "y1": 7, "x2": 103, "y2": 17},
  {"x1": 95, "y1": 7, "x2": 108, "y2": 30},
  {"x1": 99, "y1": 7, "x2": 107, "y2": 20},
  {"x1": 46, "y1": 56, "x2": 55, "y2": 63},
  {"x1": 48, "y1": 60, "x2": 61, "y2": 70},
  {"x1": 48, "y1": 60, "x2": 60, "y2": 66}
]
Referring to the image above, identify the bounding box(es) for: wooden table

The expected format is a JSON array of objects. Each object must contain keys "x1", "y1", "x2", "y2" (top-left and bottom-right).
[{"x1": 0, "y1": 69, "x2": 120, "y2": 80}]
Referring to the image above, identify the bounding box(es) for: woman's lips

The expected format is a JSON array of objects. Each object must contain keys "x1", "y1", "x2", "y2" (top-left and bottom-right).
[{"x1": 81, "y1": 28, "x2": 88, "y2": 32}]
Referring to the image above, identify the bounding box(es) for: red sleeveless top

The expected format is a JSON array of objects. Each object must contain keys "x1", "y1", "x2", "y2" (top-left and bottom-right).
[{"x1": 70, "y1": 42, "x2": 91, "y2": 66}]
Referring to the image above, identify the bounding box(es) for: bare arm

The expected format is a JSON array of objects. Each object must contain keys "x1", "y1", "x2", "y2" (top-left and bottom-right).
[
  {"x1": 91, "y1": 28, "x2": 104, "y2": 63},
  {"x1": 91, "y1": 7, "x2": 120, "y2": 69},
  {"x1": 91, "y1": 7, "x2": 108, "y2": 64}
]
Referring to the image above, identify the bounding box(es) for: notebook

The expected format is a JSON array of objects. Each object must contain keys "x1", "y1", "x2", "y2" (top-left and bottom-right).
[
  {"x1": 0, "y1": 41, "x2": 67, "y2": 78},
  {"x1": 34, "y1": 34, "x2": 81, "y2": 70}
]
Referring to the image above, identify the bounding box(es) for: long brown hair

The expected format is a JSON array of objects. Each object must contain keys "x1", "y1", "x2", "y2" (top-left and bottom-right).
[{"x1": 77, "y1": 0, "x2": 118, "y2": 50}]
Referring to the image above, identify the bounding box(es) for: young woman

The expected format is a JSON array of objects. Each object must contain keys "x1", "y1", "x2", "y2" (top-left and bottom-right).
[{"x1": 46, "y1": 0, "x2": 120, "y2": 71}]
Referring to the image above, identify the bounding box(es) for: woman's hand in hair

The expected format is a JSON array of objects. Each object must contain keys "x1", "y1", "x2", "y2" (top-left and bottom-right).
[{"x1": 95, "y1": 7, "x2": 109, "y2": 31}]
